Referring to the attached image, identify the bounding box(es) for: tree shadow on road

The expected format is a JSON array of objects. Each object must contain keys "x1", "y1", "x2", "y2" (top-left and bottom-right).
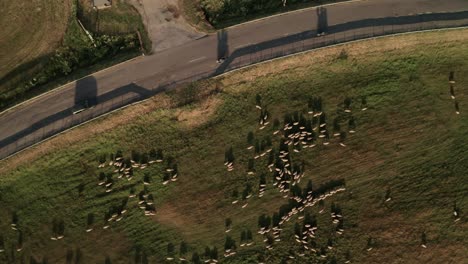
[
  {"x1": 317, "y1": 7, "x2": 328, "y2": 35},
  {"x1": 0, "y1": 81, "x2": 154, "y2": 159},
  {"x1": 75, "y1": 76, "x2": 98, "y2": 108},
  {"x1": 213, "y1": 10, "x2": 468, "y2": 75},
  {"x1": 217, "y1": 29, "x2": 229, "y2": 61}
]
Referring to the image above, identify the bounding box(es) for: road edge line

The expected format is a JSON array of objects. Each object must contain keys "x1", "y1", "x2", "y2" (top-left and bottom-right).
[
  {"x1": 0, "y1": 55, "x2": 144, "y2": 117},
  {"x1": 215, "y1": 26, "x2": 468, "y2": 78},
  {"x1": 223, "y1": 0, "x2": 363, "y2": 30},
  {"x1": 2, "y1": 26, "x2": 467, "y2": 161},
  {"x1": 1, "y1": 97, "x2": 153, "y2": 162}
]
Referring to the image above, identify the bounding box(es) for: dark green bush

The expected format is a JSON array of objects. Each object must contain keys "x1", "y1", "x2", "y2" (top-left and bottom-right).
[{"x1": 22, "y1": 34, "x2": 138, "y2": 97}]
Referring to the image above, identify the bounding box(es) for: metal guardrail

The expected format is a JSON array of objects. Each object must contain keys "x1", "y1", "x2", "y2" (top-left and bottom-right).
[{"x1": 1, "y1": 19, "x2": 468, "y2": 160}]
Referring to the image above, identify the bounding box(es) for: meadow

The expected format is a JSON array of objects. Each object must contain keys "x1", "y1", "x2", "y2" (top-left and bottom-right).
[
  {"x1": 0, "y1": 29, "x2": 467, "y2": 263},
  {"x1": 0, "y1": 0, "x2": 73, "y2": 108}
]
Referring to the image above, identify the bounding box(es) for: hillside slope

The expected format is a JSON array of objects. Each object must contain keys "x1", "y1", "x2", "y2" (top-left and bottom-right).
[{"x1": 0, "y1": 29, "x2": 467, "y2": 263}]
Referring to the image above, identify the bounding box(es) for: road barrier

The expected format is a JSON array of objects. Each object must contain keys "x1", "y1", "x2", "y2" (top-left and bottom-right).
[{"x1": 1, "y1": 18, "x2": 468, "y2": 160}]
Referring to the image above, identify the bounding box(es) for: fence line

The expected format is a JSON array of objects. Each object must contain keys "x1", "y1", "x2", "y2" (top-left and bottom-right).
[{"x1": 1, "y1": 21, "x2": 468, "y2": 160}]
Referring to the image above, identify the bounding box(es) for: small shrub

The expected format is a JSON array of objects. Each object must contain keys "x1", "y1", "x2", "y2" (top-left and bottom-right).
[{"x1": 337, "y1": 49, "x2": 348, "y2": 60}]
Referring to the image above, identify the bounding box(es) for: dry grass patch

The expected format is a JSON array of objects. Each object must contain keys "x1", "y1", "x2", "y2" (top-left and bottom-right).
[
  {"x1": 220, "y1": 29, "x2": 468, "y2": 88},
  {"x1": 154, "y1": 188, "x2": 227, "y2": 242},
  {"x1": 0, "y1": 0, "x2": 72, "y2": 92},
  {"x1": 179, "y1": 0, "x2": 214, "y2": 32},
  {"x1": 176, "y1": 96, "x2": 222, "y2": 129},
  {"x1": 0, "y1": 93, "x2": 172, "y2": 174}
]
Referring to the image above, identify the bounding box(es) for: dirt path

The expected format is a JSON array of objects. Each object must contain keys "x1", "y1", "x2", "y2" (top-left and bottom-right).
[{"x1": 130, "y1": 0, "x2": 205, "y2": 53}]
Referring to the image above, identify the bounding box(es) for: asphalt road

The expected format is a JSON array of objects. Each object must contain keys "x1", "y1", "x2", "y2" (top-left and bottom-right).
[{"x1": 1, "y1": 0, "x2": 468, "y2": 159}]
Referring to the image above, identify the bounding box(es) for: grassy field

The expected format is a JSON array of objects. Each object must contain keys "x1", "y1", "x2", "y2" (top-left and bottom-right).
[
  {"x1": 0, "y1": 0, "x2": 73, "y2": 103},
  {"x1": 77, "y1": 0, "x2": 151, "y2": 50},
  {"x1": 0, "y1": 0, "x2": 150, "y2": 112},
  {"x1": 1, "y1": 29, "x2": 467, "y2": 263}
]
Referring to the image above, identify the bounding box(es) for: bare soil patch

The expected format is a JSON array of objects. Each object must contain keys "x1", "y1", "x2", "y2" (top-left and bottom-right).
[{"x1": 129, "y1": 0, "x2": 205, "y2": 52}]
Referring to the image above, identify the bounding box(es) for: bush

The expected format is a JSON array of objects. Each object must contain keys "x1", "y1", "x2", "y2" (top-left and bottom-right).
[
  {"x1": 21, "y1": 34, "x2": 138, "y2": 97},
  {"x1": 337, "y1": 49, "x2": 349, "y2": 60},
  {"x1": 200, "y1": 0, "x2": 345, "y2": 27},
  {"x1": 171, "y1": 82, "x2": 201, "y2": 106}
]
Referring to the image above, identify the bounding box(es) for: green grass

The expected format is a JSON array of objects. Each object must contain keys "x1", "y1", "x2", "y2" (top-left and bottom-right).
[
  {"x1": 77, "y1": 0, "x2": 151, "y2": 52},
  {"x1": 0, "y1": 31, "x2": 467, "y2": 263}
]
